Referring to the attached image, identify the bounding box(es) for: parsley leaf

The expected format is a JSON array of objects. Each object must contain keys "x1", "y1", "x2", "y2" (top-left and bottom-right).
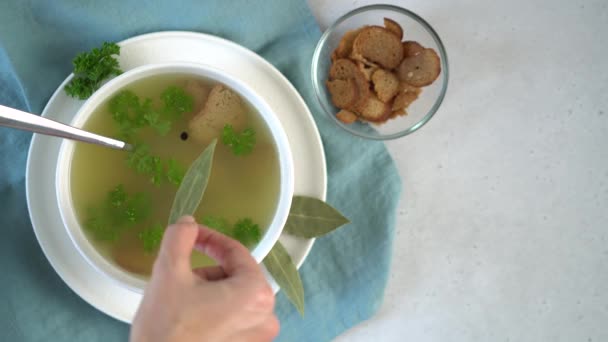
[
  {"x1": 108, "y1": 90, "x2": 145, "y2": 139},
  {"x1": 222, "y1": 125, "x2": 256, "y2": 156},
  {"x1": 201, "y1": 216, "x2": 233, "y2": 237},
  {"x1": 161, "y1": 86, "x2": 194, "y2": 119},
  {"x1": 127, "y1": 143, "x2": 186, "y2": 187},
  {"x1": 200, "y1": 216, "x2": 261, "y2": 247},
  {"x1": 84, "y1": 208, "x2": 119, "y2": 241},
  {"x1": 139, "y1": 223, "x2": 165, "y2": 253},
  {"x1": 233, "y1": 218, "x2": 262, "y2": 247},
  {"x1": 84, "y1": 185, "x2": 152, "y2": 242},
  {"x1": 64, "y1": 42, "x2": 122, "y2": 100},
  {"x1": 166, "y1": 159, "x2": 185, "y2": 186},
  {"x1": 108, "y1": 87, "x2": 192, "y2": 138}
]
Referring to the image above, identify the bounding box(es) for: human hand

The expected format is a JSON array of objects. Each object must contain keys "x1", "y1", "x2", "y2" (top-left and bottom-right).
[{"x1": 130, "y1": 216, "x2": 279, "y2": 342}]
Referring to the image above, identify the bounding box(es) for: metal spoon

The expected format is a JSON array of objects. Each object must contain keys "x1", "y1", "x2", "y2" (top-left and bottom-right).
[{"x1": 0, "y1": 104, "x2": 132, "y2": 151}]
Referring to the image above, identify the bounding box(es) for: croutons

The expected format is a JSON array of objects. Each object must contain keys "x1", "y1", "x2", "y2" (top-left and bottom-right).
[
  {"x1": 356, "y1": 61, "x2": 377, "y2": 81},
  {"x1": 351, "y1": 26, "x2": 404, "y2": 69},
  {"x1": 329, "y1": 58, "x2": 370, "y2": 110},
  {"x1": 336, "y1": 109, "x2": 359, "y2": 124},
  {"x1": 325, "y1": 17, "x2": 441, "y2": 124},
  {"x1": 397, "y1": 48, "x2": 441, "y2": 87},
  {"x1": 371, "y1": 69, "x2": 400, "y2": 103},
  {"x1": 392, "y1": 91, "x2": 419, "y2": 111},
  {"x1": 326, "y1": 78, "x2": 358, "y2": 109},
  {"x1": 332, "y1": 28, "x2": 363, "y2": 61},
  {"x1": 402, "y1": 41, "x2": 424, "y2": 58},
  {"x1": 183, "y1": 80, "x2": 211, "y2": 115},
  {"x1": 383, "y1": 18, "x2": 403, "y2": 40},
  {"x1": 188, "y1": 85, "x2": 246, "y2": 144},
  {"x1": 357, "y1": 93, "x2": 391, "y2": 122}
]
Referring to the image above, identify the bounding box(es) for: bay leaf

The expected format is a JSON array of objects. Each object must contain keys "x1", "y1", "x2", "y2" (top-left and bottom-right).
[
  {"x1": 263, "y1": 241, "x2": 305, "y2": 315},
  {"x1": 284, "y1": 196, "x2": 350, "y2": 238},
  {"x1": 168, "y1": 139, "x2": 216, "y2": 225}
]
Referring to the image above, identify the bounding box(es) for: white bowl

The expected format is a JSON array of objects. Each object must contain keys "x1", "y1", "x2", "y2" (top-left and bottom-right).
[{"x1": 55, "y1": 62, "x2": 295, "y2": 293}]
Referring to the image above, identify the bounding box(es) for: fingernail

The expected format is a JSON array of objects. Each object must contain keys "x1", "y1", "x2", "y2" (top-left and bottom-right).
[{"x1": 177, "y1": 215, "x2": 196, "y2": 224}]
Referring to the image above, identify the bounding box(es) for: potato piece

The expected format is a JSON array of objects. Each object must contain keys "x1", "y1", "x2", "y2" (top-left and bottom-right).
[
  {"x1": 402, "y1": 41, "x2": 424, "y2": 58},
  {"x1": 336, "y1": 109, "x2": 358, "y2": 124},
  {"x1": 383, "y1": 18, "x2": 403, "y2": 40},
  {"x1": 356, "y1": 93, "x2": 391, "y2": 122},
  {"x1": 371, "y1": 69, "x2": 400, "y2": 103},
  {"x1": 397, "y1": 48, "x2": 441, "y2": 87},
  {"x1": 184, "y1": 80, "x2": 211, "y2": 115},
  {"x1": 332, "y1": 28, "x2": 363, "y2": 61},
  {"x1": 392, "y1": 91, "x2": 419, "y2": 111},
  {"x1": 326, "y1": 78, "x2": 358, "y2": 109},
  {"x1": 188, "y1": 85, "x2": 246, "y2": 144},
  {"x1": 351, "y1": 26, "x2": 404, "y2": 69}
]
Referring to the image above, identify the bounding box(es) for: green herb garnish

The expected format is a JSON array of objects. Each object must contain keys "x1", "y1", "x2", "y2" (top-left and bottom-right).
[
  {"x1": 139, "y1": 223, "x2": 165, "y2": 253},
  {"x1": 84, "y1": 184, "x2": 151, "y2": 241},
  {"x1": 166, "y1": 159, "x2": 185, "y2": 186},
  {"x1": 109, "y1": 90, "x2": 173, "y2": 138},
  {"x1": 233, "y1": 218, "x2": 261, "y2": 247},
  {"x1": 84, "y1": 208, "x2": 119, "y2": 241},
  {"x1": 64, "y1": 42, "x2": 122, "y2": 100},
  {"x1": 200, "y1": 216, "x2": 261, "y2": 247},
  {"x1": 201, "y1": 216, "x2": 233, "y2": 237},
  {"x1": 161, "y1": 86, "x2": 194, "y2": 119},
  {"x1": 126, "y1": 143, "x2": 185, "y2": 186},
  {"x1": 222, "y1": 125, "x2": 256, "y2": 156},
  {"x1": 168, "y1": 140, "x2": 217, "y2": 225}
]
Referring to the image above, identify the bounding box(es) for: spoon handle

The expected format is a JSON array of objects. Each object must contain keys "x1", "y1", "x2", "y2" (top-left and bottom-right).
[{"x1": 0, "y1": 104, "x2": 130, "y2": 151}]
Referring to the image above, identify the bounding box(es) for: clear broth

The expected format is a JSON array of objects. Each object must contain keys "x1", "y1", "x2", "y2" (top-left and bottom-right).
[{"x1": 70, "y1": 74, "x2": 280, "y2": 277}]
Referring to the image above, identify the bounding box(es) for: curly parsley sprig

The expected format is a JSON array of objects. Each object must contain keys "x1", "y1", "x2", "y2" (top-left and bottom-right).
[{"x1": 64, "y1": 42, "x2": 122, "y2": 100}]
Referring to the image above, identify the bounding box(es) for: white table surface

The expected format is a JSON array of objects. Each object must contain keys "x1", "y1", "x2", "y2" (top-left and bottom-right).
[{"x1": 307, "y1": 0, "x2": 608, "y2": 341}]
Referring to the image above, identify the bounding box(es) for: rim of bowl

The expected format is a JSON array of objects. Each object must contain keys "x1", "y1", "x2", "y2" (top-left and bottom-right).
[
  {"x1": 55, "y1": 62, "x2": 294, "y2": 293},
  {"x1": 311, "y1": 4, "x2": 450, "y2": 140}
]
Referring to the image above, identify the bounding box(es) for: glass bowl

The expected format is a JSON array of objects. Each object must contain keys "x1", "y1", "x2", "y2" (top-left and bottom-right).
[{"x1": 311, "y1": 4, "x2": 449, "y2": 140}]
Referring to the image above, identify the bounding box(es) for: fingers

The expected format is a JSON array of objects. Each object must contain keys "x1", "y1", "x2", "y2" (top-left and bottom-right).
[
  {"x1": 194, "y1": 225, "x2": 261, "y2": 279},
  {"x1": 156, "y1": 216, "x2": 199, "y2": 274},
  {"x1": 192, "y1": 266, "x2": 227, "y2": 281}
]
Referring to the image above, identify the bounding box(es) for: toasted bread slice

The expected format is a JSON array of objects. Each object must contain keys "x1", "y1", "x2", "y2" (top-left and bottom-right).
[
  {"x1": 398, "y1": 81, "x2": 422, "y2": 95},
  {"x1": 356, "y1": 61, "x2": 377, "y2": 81},
  {"x1": 329, "y1": 58, "x2": 371, "y2": 109},
  {"x1": 327, "y1": 78, "x2": 358, "y2": 109},
  {"x1": 351, "y1": 26, "x2": 404, "y2": 69},
  {"x1": 356, "y1": 93, "x2": 391, "y2": 122},
  {"x1": 336, "y1": 109, "x2": 358, "y2": 124},
  {"x1": 188, "y1": 85, "x2": 246, "y2": 144},
  {"x1": 332, "y1": 28, "x2": 363, "y2": 61},
  {"x1": 329, "y1": 58, "x2": 359, "y2": 80},
  {"x1": 397, "y1": 48, "x2": 441, "y2": 87},
  {"x1": 383, "y1": 18, "x2": 403, "y2": 40},
  {"x1": 184, "y1": 80, "x2": 211, "y2": 116},
  {"x1": 371, "y1": 69, "x2": 400, "y2": 103},
  {"x1": 390, "y1": 108, "x2": 407, "y2": 119},
  {"x1": 392, "y1": 91, "x2": 419, "y2": 111},
  {"x1": 402, "y1": 41, "x2": 424, "y2": 58}
]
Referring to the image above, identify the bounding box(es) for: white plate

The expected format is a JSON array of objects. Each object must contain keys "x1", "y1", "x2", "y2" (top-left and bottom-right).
[{"x1": 25, "y1": 31, "x2": 327, "y2": 323}]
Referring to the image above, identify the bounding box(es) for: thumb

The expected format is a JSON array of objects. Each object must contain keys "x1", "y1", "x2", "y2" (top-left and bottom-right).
[{"x1": 156, "y1": 216, "x2": 199, "y2": 275}]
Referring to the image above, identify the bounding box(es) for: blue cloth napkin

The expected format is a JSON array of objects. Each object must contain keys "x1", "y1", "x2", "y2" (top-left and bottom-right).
[{"x1": 0, "y1": 1, "x2": 401, "y2": 341}]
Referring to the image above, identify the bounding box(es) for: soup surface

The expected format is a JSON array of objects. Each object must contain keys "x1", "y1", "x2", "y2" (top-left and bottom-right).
[{"x1": 70, "y1": 74, "x2": 280, "y2": 277}]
